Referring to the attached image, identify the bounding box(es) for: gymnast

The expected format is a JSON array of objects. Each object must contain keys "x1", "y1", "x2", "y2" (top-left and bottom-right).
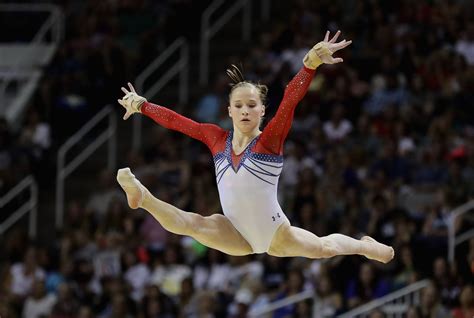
[{"x1": 117, "y1": 31, "x2": 394, "y2": 263}]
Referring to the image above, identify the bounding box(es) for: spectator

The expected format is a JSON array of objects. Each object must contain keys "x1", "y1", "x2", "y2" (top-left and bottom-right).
[
  {"x1": 323, "y1": 104, "x2": 353, "y2": 142},
  {"x1": 417, "y1": 282, "x2": 451, "y2": 318},
  {"x1": 314, "y1": 274, "x2": 343, "y2": 317},
  {"x1": 22, "y1": 280, "x2": 57, "y2": 318},
  {"x1": 346, "y1": 262, "x2": 390, "y2": 309},
  {"x1": 150, "y1": 245, "x2": 191, "y2": 297},
  {"x1": 50, "y1": 283, "x2": 80, "y2": 318},
  {"x1": 452, "y1": 285, "x2": 474, "y2": 318},
  {"x1": 123, "y1": 249, "x2": 151, "y2": 302},
  {"x1": 7, "y1": 247, "x2": 46, "y2": 301},
  {"x1": 273, "y1": 269, "x2": 306, "y2": 317}
]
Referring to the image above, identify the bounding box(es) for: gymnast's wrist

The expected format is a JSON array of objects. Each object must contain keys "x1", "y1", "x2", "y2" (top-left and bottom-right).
[
  {"x1": 303, "y1": 42, "x2": 333, "y2": 69},
  {"x1": 303, "y1": 50, "x2": 323, "y2": 69},
  {"x1": 137, "y1": 100, "x2": 146, "y2": 112}
]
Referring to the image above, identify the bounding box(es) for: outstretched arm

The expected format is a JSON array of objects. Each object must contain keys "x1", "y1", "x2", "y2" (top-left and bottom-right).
[
  {"x1": 259, "y1": 31, "x2": 352, "y2": 154},
  {"x1": 118, "y1": 83, "x2": 225, "y2": 150}
]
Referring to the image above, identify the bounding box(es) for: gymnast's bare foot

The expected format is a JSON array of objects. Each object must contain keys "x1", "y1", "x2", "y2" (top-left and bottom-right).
[
  {"x1": 117, "y1": 168, "x2": 145, "y2": 209},
  {"x1": 361, "y1": 236, "x2": 395, "y2": 264}
]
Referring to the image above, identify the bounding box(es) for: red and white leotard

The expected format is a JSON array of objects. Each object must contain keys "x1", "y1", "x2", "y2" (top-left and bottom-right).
[{"x1": 141, "y1": 66, "x2": 315, "y2": 253}]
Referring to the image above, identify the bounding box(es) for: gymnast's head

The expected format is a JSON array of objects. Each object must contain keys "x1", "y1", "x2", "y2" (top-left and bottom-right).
[{"x1": 226, "y1": 65, "x2": 268, "y2": 133}]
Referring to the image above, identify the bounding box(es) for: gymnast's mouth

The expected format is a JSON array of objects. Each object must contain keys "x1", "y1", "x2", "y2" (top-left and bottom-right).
[{"x1": 241, "y1": 118, "x2": 250, "y2": 122}]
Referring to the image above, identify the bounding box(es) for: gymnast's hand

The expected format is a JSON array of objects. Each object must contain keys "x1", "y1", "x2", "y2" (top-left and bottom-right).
[
  {"x1": 117, "y1": 83, "x2": 147, "y2": 120},
  {"x1": 303, "y1": 30, "x2": 352, "y2": 69}
]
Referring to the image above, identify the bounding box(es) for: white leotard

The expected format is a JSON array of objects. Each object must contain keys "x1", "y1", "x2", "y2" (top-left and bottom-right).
[{"x1": 214, "y1": 132, "x2": 288, "y2": 253}]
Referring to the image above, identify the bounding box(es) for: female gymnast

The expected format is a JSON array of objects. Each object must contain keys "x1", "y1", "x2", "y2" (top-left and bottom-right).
[{"x1": 117, "y1": 31, "x2": 394, "y2": 263}]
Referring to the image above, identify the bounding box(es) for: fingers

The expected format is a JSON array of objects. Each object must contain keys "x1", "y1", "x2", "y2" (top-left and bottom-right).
[
  {"x1": 118, "y1": 99, "x2": 132, "y2": 120},
  {"x1": 323, "y1": 31, "x2": 350, "y2": 48},
  {"x1": 321, "y1": 55, "x2": 344, "y2": 65},
  {"x1": 332, "y1": 39, "x2": 352, "y2": 51},
  {"x1": 128, "y1": 82, "x2": 136, "y2": 93},
  {"x1": 123, "y1": 110, "x2": 132, "y2": 120},
  {"x1": 121, "y1": 87, "x2": 129, "y2": 95},
  {"x1": 329, "y1": 30, "x2": 341, "y2": 43},
  {"x1": 118, "y1": 99, "x2": 128, "y2": 120}
]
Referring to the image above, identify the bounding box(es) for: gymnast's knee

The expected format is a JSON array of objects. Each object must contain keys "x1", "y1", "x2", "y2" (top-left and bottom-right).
[
  {"x1": 318, "y1": 237, "x2": 340, "y2": 258},
  {"x1": 186, "y1": 214, "x2": 206, "y2": 237}
]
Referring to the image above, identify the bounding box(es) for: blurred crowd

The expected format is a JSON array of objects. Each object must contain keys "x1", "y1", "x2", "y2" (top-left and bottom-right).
[
  {"x1": 1, "y1": 0, "x2": 474, "y2": 317},
  {"x1": 0, "y1": 0, "x2": 207, "y2": 194}
]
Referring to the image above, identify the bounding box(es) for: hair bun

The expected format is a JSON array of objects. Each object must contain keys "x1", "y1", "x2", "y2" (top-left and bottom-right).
[{"x1": 256, "y1": 84, "x2": 268, "y2": 96}]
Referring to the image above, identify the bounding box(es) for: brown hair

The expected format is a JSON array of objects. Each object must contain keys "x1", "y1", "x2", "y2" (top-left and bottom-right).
[{"x1": 226, "y1": 64, "x2": 268, "y2": 105}]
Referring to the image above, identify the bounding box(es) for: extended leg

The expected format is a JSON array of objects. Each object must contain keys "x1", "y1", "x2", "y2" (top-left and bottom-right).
[
  {"x1": 268, "y1": 222, "x2": 394, "y2": 263},
  {"x1": 117, "y1": 168, "x2": 253, "y2": 256}
]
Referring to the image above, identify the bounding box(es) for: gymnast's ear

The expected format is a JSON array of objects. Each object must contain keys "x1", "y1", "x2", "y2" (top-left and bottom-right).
[{"x1": 228, "y1": 105, "x2": 232, "y2": 117}]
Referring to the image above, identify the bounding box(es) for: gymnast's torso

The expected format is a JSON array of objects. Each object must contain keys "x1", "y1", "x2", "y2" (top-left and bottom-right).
[{"x1": 213, "y1": 131, "x2": 288, "y2": 253}]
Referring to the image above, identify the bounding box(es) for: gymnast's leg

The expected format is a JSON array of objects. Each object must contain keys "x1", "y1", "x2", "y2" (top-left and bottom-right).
[
  {"x1": 268, "y1": 221, "x2": 394, "y2": 263},
  {"x1": 117, "y1": 168, "x2": 253, "y2": 256}
]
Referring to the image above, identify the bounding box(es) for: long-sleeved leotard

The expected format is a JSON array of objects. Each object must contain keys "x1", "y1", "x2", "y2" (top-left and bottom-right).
[{"x1": 141, "y1": 66, "x2": 316, "y2": 253}]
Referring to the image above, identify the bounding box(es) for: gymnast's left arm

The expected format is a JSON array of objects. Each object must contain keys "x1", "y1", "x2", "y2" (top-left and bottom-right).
[{"x1": 259, "y1": 30, "x2": 352, "y2": 154}]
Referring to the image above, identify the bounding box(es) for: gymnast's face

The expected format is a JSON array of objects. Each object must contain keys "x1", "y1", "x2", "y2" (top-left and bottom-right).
[{"x1": 228, "y1": 85, "x2": 265, "y2": 133}]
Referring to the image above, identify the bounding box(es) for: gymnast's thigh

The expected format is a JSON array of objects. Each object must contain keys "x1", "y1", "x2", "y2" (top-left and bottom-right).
[{"x1": 190, "y1": 213, "x2": 254, "y2": 256}]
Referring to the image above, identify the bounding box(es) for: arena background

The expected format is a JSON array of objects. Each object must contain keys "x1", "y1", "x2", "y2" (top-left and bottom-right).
[{"x1": 0, "y1": 0, "x2": 473, "y2": 317}]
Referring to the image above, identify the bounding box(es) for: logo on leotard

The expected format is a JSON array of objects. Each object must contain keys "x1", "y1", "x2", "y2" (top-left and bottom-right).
[{"x1": 272, "y1": 213, "x2": 281, "y2": 222}]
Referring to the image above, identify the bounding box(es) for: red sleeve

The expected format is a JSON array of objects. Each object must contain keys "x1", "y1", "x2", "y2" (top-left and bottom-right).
[
  {"x1": 141, "y1": 102, "x2": 226, "y2": 153},
  {"x1": 258, "y1": 66, "x2": 316, "y2": 154}
]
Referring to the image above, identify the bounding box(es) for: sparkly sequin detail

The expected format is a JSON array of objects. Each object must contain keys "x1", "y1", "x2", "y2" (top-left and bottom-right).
[
  {"x1": 213, "y1": 131, "x2": 283, "y2": 185},
  {"x1": 259, "y1": 67, "x2": 315, "y2": 154},
  {"x1": 141, "y1": 102, "x2": 226, "y2": 154}
]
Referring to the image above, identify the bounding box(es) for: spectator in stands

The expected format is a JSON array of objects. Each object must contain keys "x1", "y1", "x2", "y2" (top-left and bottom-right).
[
  {"x1": 86, "y1": 169, "x2": 123, "y2": 220},
  {"x1": 19, "y1": 110, "x2": 51, "y2": 161},
  {"x1": 194, "y1": 249, "x2": 232, "y2": 292},
  {"x1": 194, "y1": 75, "x2": 228, "y2": 123},
  {"x1": 273, "y1": 269, "x2": 306, "y2": 317},
  {"x1": 6, "y1": 247, "x2": 46, "y2": 304},
  {"x1": 22, "y1": 279, "x2": 57, "y2": 318},
  {"x1": 345, "y1": 262, "x2": 390, "y2": 309},
  {"x1": 150, "y1": 244, "x2": 191, "y2": 297},
  {"x1": 314, "y1": 274, "x2": 343, "y2": 317},
  {"x1": 50, "y1": 283, "x2": 80, "y2": 317},
  {"x1": 140, "y1": 284, "x2": 176, "y2": 317},
  {"x1": 194, "y1": 290, "x2": 217, "y2": 317},
  {"x1": 417, "y1": 282, "x2": 451, "y2": 318},
  {"x1": 455, "y1": 23, "x2": 474, "y2": 66},
  {"x1": 392, "y1": 244, "x2": 417, "y2": 289},
  {"x1": 432, "y1": 257, "x2": 461, "y2": 306},
  {"x1": 323, "y1": 104, "x2": 353, "y2": 142},
  {"x1": 452, "y1": 285, "x2": 474, "y2": 318},
  {"x1": 122, "y1": 248, "x2": 151, "y2": 303}
]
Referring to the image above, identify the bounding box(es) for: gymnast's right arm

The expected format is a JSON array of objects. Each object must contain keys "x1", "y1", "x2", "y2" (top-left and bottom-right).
[{"x1": 118, "y1": 82, "x2": 224, "y2": 149}]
